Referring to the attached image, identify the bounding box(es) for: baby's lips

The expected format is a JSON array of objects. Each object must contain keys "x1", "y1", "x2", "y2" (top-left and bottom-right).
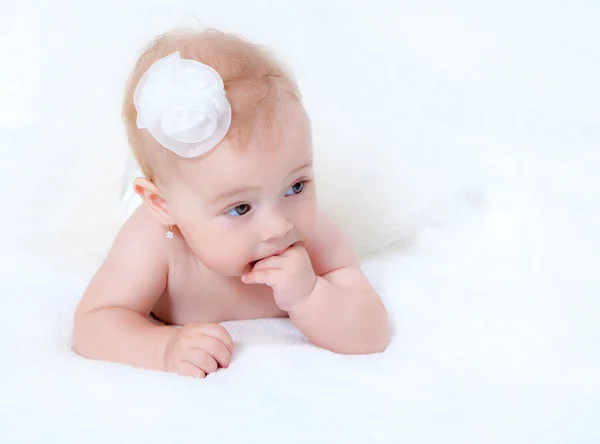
[
  {"x1": 246, "y1": 241, "x2": 298, "y2": 273},
  {"x1": 267, "y1": 242, "x2": 298, "y2": 258}
]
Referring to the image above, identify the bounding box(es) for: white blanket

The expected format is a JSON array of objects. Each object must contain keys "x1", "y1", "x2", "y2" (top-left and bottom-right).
[
  {"x1": 1, "y1": 1, "x2": 599, "y2": 442},
  {"x1": 1, "y1": 193, "x2": 598, "y2": 442}
]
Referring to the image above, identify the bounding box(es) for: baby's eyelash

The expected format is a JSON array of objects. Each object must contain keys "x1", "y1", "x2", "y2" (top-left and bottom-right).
[
  {"x1": 222, "y1": 202, "x2": 252, "y2": 217},
  {"x1": 293, "y1": 178, "x2": 311, "y2": 187},
  {"x1": 220, "y1": 178, "x2": 311, "y2": 217}
]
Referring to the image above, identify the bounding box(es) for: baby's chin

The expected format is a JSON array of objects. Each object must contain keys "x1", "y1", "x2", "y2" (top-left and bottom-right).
[
  {"x1": 217, "y1": 263, "x2": 253, "y2": 278},
  {"x1": 193, "y1": 254, "x2": 252, "y2": 278}
]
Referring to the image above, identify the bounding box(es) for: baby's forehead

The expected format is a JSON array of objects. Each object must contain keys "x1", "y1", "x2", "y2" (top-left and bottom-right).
[
  {"x1": 175, "y1": 124, "x2": 313, "y2": 201},
  {"x1": 184, "y1": 137, "x2": 311, "y2": 188}
]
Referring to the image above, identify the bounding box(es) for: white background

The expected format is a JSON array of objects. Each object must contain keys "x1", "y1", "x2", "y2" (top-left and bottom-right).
[{"x1": 0, "y1": 1, "x2": 598, "y2": 443}]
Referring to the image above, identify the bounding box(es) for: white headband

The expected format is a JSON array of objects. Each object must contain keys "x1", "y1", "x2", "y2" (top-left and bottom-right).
[{"x1": 133, "y1": 51, "x2": 232, "y2": 158}]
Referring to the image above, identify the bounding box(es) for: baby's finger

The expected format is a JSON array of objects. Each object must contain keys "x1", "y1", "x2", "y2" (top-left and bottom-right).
[
  {"x1": 280, "y1": 241, "x2": 306, "y2": 255},
  {"x1": 252, "y1": 255, "x2": 285, "y2": 271},
  {"x1": 178, "y1": 360, "x2": 207, "y2": 379},
  {"x1": 242, "y1": 268, "x2": 281, "y2": 286},
  {"x1": 199, "y1": 323, "x2": 234, "y2": 354},
  {"x1": 195, "y1": 336, "x2": 232, "y2": 368},
  {"x1": 185, "y1": 349, "x2": 218, "y2": 374}
]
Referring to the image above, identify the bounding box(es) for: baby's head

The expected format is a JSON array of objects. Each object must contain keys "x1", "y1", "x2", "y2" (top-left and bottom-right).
[{"x1": 123, "y1": 29, "x2": 318, "y2": 276}]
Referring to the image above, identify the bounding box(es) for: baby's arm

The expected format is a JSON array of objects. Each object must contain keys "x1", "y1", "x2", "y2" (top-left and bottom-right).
[
  {"x1": 291, "y1": 216, "x2": 389, "y2": 354},
  {"x1": 72, "y1": 215, "x2": 174, "y2": 370},
  {"x1": 243, "y1": 215, "x2": 389, "y2": 354},
  {"x1": 72, "y1": 211, "x2": 232, "y2": 376}
]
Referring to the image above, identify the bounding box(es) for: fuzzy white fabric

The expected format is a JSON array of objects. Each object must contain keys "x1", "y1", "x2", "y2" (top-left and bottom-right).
[{"x1": 1, "y1": 1, "x2": 599, "y2": 443}]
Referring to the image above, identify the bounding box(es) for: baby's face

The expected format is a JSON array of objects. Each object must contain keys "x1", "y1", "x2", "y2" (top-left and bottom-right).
[{"x1": 165, "y1": 101, "x2": 317, "y2": 277}]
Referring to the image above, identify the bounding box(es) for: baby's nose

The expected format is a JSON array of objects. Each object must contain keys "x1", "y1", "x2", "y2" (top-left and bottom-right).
[{"x1": 260, "y1": 209, "x2": 293, "y2": 242}]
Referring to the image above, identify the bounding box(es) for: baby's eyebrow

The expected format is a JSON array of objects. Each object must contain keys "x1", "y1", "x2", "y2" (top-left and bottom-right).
[
  {"x1": 211, "y1": 160, "x2": 313, "y2": 205},
  {"x1": 289, "y1": 160, "x2": 313, "y2": 175},
  {"x1": 212, "y1": 185, "x2": 260, "y2": 204}
]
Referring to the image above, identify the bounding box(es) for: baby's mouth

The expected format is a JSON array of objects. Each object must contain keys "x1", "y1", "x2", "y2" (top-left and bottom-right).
[{"x1": 249, "y1": 244, "x2": 294, "y2": 269}]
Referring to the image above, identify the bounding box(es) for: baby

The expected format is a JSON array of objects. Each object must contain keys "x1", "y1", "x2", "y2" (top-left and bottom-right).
[{"x1": 72, "y1": 29, "x2": 389, "y2": 378}]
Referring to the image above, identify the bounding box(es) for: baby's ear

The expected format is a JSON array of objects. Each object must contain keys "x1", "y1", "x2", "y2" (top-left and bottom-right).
[{"x1": 133, "y1": 177, "x2": 170, "y2": 224}]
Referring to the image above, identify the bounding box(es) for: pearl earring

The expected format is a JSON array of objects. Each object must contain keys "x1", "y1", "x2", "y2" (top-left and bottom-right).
[{"x1": 166, "y1": 223, "x2": 174, "y2": 239}]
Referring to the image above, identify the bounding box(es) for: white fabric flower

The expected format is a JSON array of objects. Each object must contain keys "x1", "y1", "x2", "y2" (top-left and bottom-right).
[{"x1": 133, "y1": 51, "x2": 232, "y2": 158}]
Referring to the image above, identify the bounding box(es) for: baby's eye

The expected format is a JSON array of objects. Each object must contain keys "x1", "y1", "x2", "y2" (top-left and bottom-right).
[
  {"x1": 285, "y1": 181, "x2": 305, "y2": 196},
  {"x1": 226, "y1": 203, "x2": 251, "y2": 217}
]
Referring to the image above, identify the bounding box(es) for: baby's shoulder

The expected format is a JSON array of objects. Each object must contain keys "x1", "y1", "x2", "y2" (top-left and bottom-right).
[
  {"x1": 110, "y1": 204, "x2": 171, "y2": 264},
  {"x1": 77, "y1": 204, "x2": 171, "y2": 315},
  {"x1": 121, "y1": 203, "x2": 165, "y2": 238}
]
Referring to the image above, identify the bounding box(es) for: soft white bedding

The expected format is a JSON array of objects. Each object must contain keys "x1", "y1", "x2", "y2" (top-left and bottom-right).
[{"x1": 1, "y1": 1, "x2": 598, "y2": 443}]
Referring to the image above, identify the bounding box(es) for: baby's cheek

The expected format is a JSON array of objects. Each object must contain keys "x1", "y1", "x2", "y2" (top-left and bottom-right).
[
  {"x1": 210, "y1": 237, "x2": 251, "y2": 269},
  {"x1": 297, "y1": 205, "x2": 318, "y2": 237}
]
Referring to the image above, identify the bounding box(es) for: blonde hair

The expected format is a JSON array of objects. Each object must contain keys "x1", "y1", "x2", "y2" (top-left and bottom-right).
[{"x1": 122, "y1": 29, "x2": 301, "y2": 181}]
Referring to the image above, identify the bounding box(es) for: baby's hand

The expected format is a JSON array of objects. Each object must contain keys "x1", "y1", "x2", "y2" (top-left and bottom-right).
[
  {"x1": 242, "y1": 243, "x2": 317, "y2": 312},
  {"x1": 163, "y1": 323, "x2": 233, "y2": 378}
]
